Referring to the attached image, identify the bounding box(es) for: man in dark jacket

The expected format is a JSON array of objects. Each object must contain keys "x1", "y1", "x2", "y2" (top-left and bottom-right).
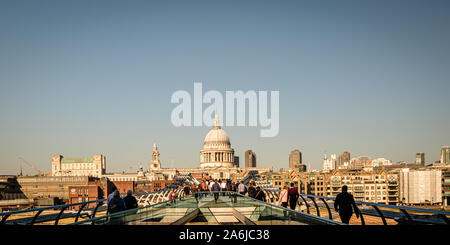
[
  {"x1": 178, "y1": 184, "x2": 189, "y2": 201},
  {"x1": 107, "y1": 186, "x2": 117, "y2": 204},
  {"x1": 211, "y1": 180, "x2": 221, "y2": 203},
  {"x1": 123, "y1": 190, "x2": 138, "y2": 210},
  {"x1": 108, "y1": 190, "x2": 126, "y2": 214},
  {"x1": 183, "y1": 184, "x2": 191, "y2": 196},
  {"x1": 334, "y1": 185, "x2": 360, "y2": 224},
  {"x1": 254, "y1": 187, "x2": 266, "y2": 202},
  {"x1": 288, "y1": 183, "x2": 299, "y2": 210},
  {"x1": 248, "y1": 183, "x2": 256, "y2": 198}
]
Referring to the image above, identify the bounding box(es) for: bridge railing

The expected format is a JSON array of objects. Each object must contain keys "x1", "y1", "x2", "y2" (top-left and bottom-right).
[
  {"x1": 68, "y1": 190, "x2": 205, "y2": 225},
  {"x1": 69, "y1": 191, "x2": 344, "y2": 225},
  {"x1": 0, "y1": 188, "x2": 173, "y2": 225},
  {"x1": 262, "y1": 189, "x2": 450, "y2": 225}
]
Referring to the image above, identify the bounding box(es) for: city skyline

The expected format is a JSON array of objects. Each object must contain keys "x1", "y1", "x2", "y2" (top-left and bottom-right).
[{"x1": 1, "y1": 1, "x2": 450, "y2": 174}]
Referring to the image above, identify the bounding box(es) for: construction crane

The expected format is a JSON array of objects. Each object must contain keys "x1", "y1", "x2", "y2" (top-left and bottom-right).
[{"x1": 18, "y1": 157, "x2": 43, "y2": 176}]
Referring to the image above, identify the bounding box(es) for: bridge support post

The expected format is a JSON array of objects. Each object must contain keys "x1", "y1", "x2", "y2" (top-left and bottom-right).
[
  {"x1": 29, "y1": 210, "x2": 44, "y2": 225},
  {"x1": 371, "y1": 205, "x2": 387, "y2": 225},
  {"x1": 0, "y1": 214, "x2": 11, "y2": 225},
  {"x1": 308, "y1": 196, "x2": 321, "y2": 217},
  {"x1": 299, "y1": 195, "x2": 310, "y2": 214},
  {"x1": 74, "y1": 203, "x2": 88, "y2": 223},
  {"x1": 92, "y1": 202, "x2": 102, "y2": 219},
  {"x1": 400, "y1": 209, "x2": 413, "y2": 223},
  {"x1": 54, "y1": 206, "x2": 68, "y2": 225},
  {"x1": 320, "y1": 198, "x2": 332, "y2": 220}
]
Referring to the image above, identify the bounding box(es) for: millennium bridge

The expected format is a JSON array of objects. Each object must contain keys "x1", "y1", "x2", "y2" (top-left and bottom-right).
[{"x1": 1, "y1": 189, "x2": 449, "y2": 225}]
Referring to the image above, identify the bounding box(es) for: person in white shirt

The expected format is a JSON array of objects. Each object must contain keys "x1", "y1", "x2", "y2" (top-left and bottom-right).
[
  {"x1": 220, "y1": 180, "x2": 228, "y2": 196},
  {"x1": 238, "y1": 181, "x2": 247, "y2": 195}
]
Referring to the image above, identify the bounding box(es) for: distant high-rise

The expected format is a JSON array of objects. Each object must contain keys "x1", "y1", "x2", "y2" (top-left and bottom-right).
[
  {"x1": 245, "y1": 150, "x2": 257, "y2": 168},
  {"x1": 289, "y1": 149, "x2": 306, "y2": 172},
  {"x1": 372, "y1": 158, "x2": 392, "y2": 167},
  {"x1": 441, "y1": 146, "x2": 450, "y2": 164},
  {"x1": 360, "y1": 156, "x2": 373, "y2": 168},
  {"x1": 234, "y1": 156, "x2": 240, "y2": 168},
  {"x1": 350, "y1": 156, "x2": 372, "y2": 169},
  {"x1": 338, "y1": 152, "x2": 350, "y2": 168},
  {"x1": 322, "y1": 154, "x2": 337, "y2": 171},
  {"x1": 415, "y1": 152, "x2": 425, "y2": 166}
]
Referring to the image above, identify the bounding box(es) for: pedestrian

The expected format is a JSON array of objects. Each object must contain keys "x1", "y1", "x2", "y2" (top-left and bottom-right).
[
  {"x1": 211, "y1": 179, "x2": 221, "y2": 203},
  {"x1": 220, "y1": 179, "x2": 227, "y2": 196},
  {"x1": 107, "y1": 186, "x2": 117, "y2": 204},
  {"x1": 201, "y1": 180, "x2": 208, "y2": 198},
  {"x1": 226, "y1": 180, "x2": 232, "y2": 192},
  {"x1": 334, "y1": 185, "x2": 360, "y2": 224},
  {"x1": 230, "y1": 182, "x2": 237, "y2": 203},
  {"x1": 169, "y1": 188, "x2": 177, "y2": 204},
  {"x1": 248, "y1": 182, "x2": 256, "y2": 198},
  {"x1": 288, "y1": 183, "x2": 299, "y2": 210},
  {"x1": 183, "y1": 184, "x2": 191, "y2": 197},
  {"x1": 108, "y1": 190, "x2": 126, "y2": 214},
  {"x1": 278, "y1": 186, "x2": 289, "y2": 216},
  {"x1": 123, "y1": 190, "x2": 138, "y2": 210},
  {"x1": 238, "y1": 181, "x2": 247, "y2": 195},
  {"x1": 191, "y1": 184, "x2": 199, "y2": 203},
  {"x1": 278, "y1": 186, "x2": 289, "y2": 208},
  {"x1": 254, "y1": 187, "x2": 266, "y2": 202},
  {"x1": 230, "y1": 183, "x2": 237, "y2": 192}
]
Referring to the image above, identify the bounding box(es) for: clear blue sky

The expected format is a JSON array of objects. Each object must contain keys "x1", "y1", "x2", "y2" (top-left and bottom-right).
[{"x1": 1, "y1": 0, "x2": 449, "y2": 175}]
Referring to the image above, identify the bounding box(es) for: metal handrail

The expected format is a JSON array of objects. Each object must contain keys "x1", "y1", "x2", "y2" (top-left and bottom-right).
[
  {"x1": 234, "y1": 192, "x2": 343, "y2": 225},
  {"x1": 69, "y1": 191, "x2": 344, "y2": 225},
  {"x1": 301, "y1": 193, "x2": 450, "y2": 216},
  {"x1": 0, "y1": 188, "x2": 171, "y2": 225},
  {"x1": 263, "y1": 189, "x2": 450, "y2": 225},
  {"x1": 68, "y1": 190, "x2": 199, "y2": 225}
]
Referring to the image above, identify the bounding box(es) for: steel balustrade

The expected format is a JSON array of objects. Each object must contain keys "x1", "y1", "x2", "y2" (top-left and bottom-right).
[
  {"x1": 0, "y1": 188, "x2": 172, "y2": 225},
  {"x1": 68, "y1": 191, "x2": 344, "y2": 226},
  {"x1": 3, "y1": 187, "x2": 449, "y2": 225},
  {"x1": 262, "y1": 189, "x2": 450, "y2": 225}
]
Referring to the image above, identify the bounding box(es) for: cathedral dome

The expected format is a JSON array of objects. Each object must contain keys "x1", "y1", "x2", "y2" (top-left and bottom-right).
[
  {"x1": 200, "y1": 112, "x2": 235, "y2": 169},
  {"x1": 203, "y1": 128, "x2": 230, "y2": 148}
]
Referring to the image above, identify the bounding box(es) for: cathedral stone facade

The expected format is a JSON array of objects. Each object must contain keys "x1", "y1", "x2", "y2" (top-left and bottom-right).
[
  {"x1": 146, "y1": 112, "x2": 271, "y2": 180},
  {"x1": 200, "y1": 113, "x2": 235, "y2": 168},
  {"x1": 51, "y1": 113, "x2": 271, "y2": 182}
]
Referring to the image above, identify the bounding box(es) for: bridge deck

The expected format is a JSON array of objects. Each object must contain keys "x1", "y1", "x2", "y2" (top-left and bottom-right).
[{"x1": 71, "y1": 193, "x2": 341, "y2": 225}]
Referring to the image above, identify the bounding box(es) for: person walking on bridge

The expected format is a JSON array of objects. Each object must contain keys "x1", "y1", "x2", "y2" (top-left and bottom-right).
[
  {"x1": 108, "y1": 190, "x2": 126, "y2": 214},
  {"x1": 238, "y1": 181, "x2": 247, "y2": 195},
  {"x1": 123, "y1": 190, "x2": 138, "y2": 210},
  {"x1": 334, "y1": 185, "x2": 360, "y2": 224},
  {"x1": 288, "y1": 183, "x2": 299, "y2": 211},
  {"x1": 183, "y1": 184, "x2": 191, "y2": 197},
  {"x1": 220, "y1": 179, "x2": 227, "y2": 196},
  {"x1": 211, "y1": 179, "x2": 221, "y2": 203},
  {"x1": 169, "y1": 188, "x2": 177, "y2": 205},
  {"x1": 248, "y1": 182, "x2": 256, "y2": 198},
  {"x1": 201, "y1": 180, "x2": 208, "y2": 198},
  {"x1": 278, "y1": 186, "x2": 289, "y2": 217}
]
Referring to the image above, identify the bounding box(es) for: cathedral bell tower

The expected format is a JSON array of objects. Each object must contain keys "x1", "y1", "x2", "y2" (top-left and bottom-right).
[{"x1": 148, "y1": 142, "x2": 161, "y2": 171}]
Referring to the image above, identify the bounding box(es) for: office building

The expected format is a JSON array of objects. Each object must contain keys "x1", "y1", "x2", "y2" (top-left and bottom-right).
[{"x1": 245, "y1": 150, "x2": 257, "y2": 168}]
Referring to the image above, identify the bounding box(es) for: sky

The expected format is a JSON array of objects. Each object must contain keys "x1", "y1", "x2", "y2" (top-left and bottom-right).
[{"x1": 1, "y1": 0, "x2": 449, "y2": 175}]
